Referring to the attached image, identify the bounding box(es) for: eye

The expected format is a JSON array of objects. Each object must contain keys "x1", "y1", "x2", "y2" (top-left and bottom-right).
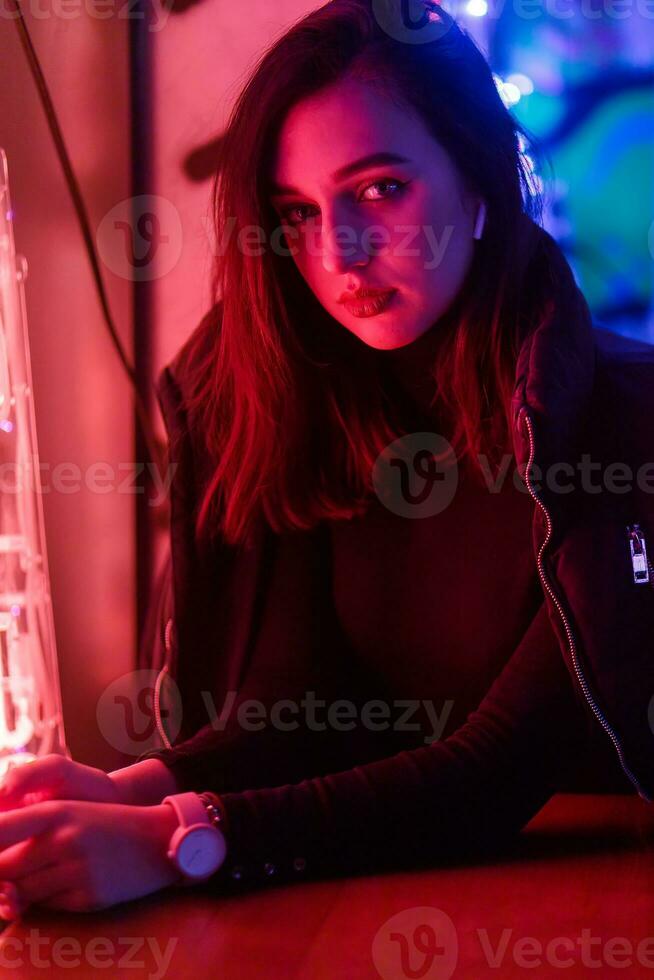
[
  {"x1": 358, "y1": 178, "x2": 407, "y2": 202},
  {"x1": 278, "y1": 178, "x2": 407, "y2": 228},
  {"x1": 279, "y1": 204, "x2": 319, "y2": 227}
]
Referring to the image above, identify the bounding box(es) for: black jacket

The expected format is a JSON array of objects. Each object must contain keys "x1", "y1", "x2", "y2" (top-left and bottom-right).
[{"x1": 138, "y1": 242, "x2": 654, "y2": 889}]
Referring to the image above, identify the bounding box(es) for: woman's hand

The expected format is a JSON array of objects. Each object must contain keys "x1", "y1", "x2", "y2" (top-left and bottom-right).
[
  {"x1": 0, "y1": 799, "x2": 182, "y2": 915},
  {"x1": 0, "y1": 755, "x2": 122, "y2": 810}
]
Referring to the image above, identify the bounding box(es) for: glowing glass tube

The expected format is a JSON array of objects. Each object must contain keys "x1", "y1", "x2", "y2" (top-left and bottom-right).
[{"x1": 0, "y1": 149, "x2": 68, "y2": 777}]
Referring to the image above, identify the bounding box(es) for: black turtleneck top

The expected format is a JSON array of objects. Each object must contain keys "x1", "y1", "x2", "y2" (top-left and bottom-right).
[{"x1": 140, "y1": 317, "x2": 632, "y2": 891}]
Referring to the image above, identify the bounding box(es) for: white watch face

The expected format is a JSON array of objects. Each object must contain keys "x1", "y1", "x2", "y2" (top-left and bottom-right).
[{"x1": 177, "y1": 827, "x2": 226, "y2": 877}]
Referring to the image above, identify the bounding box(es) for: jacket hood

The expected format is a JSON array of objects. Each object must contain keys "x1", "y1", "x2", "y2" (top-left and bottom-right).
[{"x1": 509, "y1": 228, "x2": 597, "y2": 499}]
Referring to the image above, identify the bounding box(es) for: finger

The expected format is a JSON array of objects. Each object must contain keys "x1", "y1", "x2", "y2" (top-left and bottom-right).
[
  {"x1": 37, "y1": 888, "x2": 92, "y2": 913},
  {"x1": 0, "y1": 879, "x2": 21, "y2": 918},
  {"x1": 0, "y1": 833, "x2": 56, "y2": 880},
  {"x1": 12, "y1": 859, "x2": 83, "y2": 911},
  {"x1": 0, "y1": 803, "x2": 62, "y2": 850},
  {"x1": 0, "y1": 900, "x2": 20, "y2": 920},
  {"x1": 0, "y1": 756, "x2": 67, "y2": 808}
]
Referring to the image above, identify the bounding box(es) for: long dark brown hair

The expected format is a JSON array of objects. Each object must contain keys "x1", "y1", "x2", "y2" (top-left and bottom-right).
[{"x1": 178, "y1": 0, "x2": 558, "y2": 548}]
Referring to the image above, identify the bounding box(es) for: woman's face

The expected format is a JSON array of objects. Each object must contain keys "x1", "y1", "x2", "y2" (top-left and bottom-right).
[{"x1": 269, "y1": 75, "x2": 482, "y2": 351}]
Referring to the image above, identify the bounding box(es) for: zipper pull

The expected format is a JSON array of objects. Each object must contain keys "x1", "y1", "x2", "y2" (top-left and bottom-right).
[{"x1": 627, "y1": 524, "x2": 650, "y2": 585}]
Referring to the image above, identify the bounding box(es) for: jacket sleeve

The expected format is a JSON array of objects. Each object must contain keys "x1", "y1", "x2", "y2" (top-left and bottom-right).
[
  {"x1": 135, "y1": 597, "x2": 416, "y2": 795},
  {"x1": 144, "y1": 599, "x2": 598, "y2": 893}
]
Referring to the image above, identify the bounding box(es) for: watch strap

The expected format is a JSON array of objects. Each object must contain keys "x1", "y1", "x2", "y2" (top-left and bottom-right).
[{"x1": 162, "y1": 791, "x2": 211, "y2": 828}]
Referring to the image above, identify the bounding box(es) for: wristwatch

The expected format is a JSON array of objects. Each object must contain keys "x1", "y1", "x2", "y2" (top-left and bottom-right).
[{"x1": 162, "y1": 791, "x2": 228, "y2": 884}]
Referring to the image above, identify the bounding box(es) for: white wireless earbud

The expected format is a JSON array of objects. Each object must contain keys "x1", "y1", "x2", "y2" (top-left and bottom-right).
[{"x1": 473, "y1": 201, "x2": 487, "y2": 241}]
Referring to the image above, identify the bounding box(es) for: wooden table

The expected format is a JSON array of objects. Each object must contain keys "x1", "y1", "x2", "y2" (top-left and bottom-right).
[{"x1": 0, "y1": 793, "x2": 652, "y2": 978}]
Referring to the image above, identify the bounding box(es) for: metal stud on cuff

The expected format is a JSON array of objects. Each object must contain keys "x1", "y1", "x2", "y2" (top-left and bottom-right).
[{"x1": 198, "y1": 791, "x2": 225, "y2": 830}]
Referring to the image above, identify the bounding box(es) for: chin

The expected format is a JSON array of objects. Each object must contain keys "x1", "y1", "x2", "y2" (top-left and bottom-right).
[{"x1": 350, "y1": 322, "x2": 426, "y2": 351}]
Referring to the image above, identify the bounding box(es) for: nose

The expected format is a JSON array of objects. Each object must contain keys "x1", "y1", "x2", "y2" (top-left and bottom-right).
[{"x1": 319, "y1": 216, "x2": 370, "y2": 276}]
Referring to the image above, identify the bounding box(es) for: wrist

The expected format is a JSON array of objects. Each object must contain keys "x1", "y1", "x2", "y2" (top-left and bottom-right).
[
  {"x1": 161, "y1": 791, "x2": 229, "y2": 885},
  {"x1": 152, "y1": 804, "x2": 187, "y2": 887},
  {"x1": 108, "y1": 759, "x2": 181, "y2": 807}
]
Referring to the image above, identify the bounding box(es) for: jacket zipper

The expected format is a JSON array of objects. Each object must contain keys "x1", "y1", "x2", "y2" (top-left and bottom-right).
[
  {"x1": 626, "y1": 523, "x2": 654, "y2": 591},
  {"x1": 153, "y1": 616, "x2": 173, "y2": 750},
  {"x1": 518, "y1": 406, "x2": 651, "y2": 802}
]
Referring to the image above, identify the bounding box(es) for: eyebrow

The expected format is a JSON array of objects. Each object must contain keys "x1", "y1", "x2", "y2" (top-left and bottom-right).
[{"x1": 268, "y1": 151, "x2": 412, "y2": 198}]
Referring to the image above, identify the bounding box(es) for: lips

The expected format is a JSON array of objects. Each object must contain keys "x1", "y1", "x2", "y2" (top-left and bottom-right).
[{"x1": 341, "y1": 288, "x2": 397, "y2": 318}]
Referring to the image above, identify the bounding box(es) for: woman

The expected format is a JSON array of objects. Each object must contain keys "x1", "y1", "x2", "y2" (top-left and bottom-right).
[{"x1": 0, "y1": 0, "x2": 653, "y2": 917}]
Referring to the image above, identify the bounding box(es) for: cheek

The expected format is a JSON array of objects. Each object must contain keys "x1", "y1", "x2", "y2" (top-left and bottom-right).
[
  {"x1": 420, "y1": 189, "x2": 473, "y2": 270},
  {"x1": 420, "y1": 233, "x2": 475, "y2": 324},
  {"x1": 284, "y1": 228, "x2": 335, "y2": 299},
  {"x1": 382, "y1": 188, "x2": 461, "y2": 270},
  {"x1": 281, "y1": 229, "x2": 313, "y2": 281},
  {"x1": 290, "y1": 247, "x2": 321, "y2": 293},
  {"x1": 286, "y1": 247, "x2": 335, "y2": 312},
  {"x1": 281, "y1": 223, "x2": 310, "y2": 264}
]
